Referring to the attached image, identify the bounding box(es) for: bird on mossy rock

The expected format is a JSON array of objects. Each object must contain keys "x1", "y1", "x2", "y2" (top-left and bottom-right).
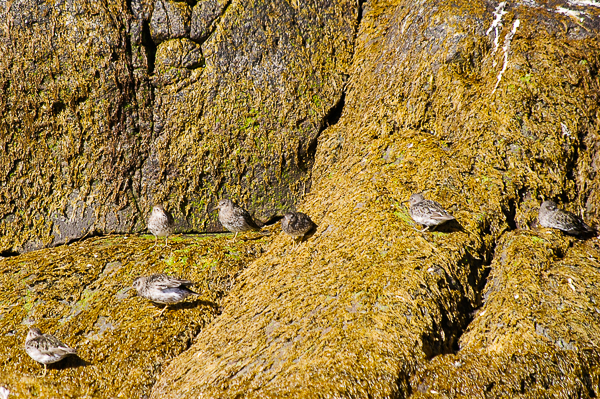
[
  {"x1": 148, "y1": 204, "x2": 174, "y2": 247},
  {"x1": 211, "y1": 199, "x2": 262, "y2": 241},
  {"x1": 538, "y1": 200, "x2": 595, "y2": 237},
  {"x1": 281, "y1": 212, "x2": 316, "y2": 248},
  {"x1": 132, "y1": 274, "x2": 201, "y2": 316},
  {"x1": 408, "y1": 193, "x2": 455, "y2": 232},
  {"x1": 25, "y1": 327, "x2": 77, "y2": 376}
]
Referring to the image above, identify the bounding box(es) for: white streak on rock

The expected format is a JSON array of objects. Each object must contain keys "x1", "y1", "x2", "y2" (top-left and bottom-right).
[
  {"x1": 569, "y1": 0, "x2": 600, "y2": 7},
  {"x1": 492, "y1": 19, "x2": 520, "y2": 94},
  {"x1": 486, "y1": 2, "x2": 508, "y2": 61},
  {"x1": 557, "y1": 6, "x2": 586, "y2": 21}
]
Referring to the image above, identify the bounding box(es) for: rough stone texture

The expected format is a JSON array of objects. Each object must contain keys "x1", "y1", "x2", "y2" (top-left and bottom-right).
[
  {"x1": 1, "y1": 0, "x2": 600, "y2": 397},
  {"x1": 0, "y1": 0, "x2": 152, "y2": 253},
  {"x1": 141, "y1": 0, "x2": 358, "y2": 232},
  {"x1": 190, "y1": 0, "x2": 229, "y2": 43},
  {"x1": 411, "y1": 231, "x2": 600, "y2": 397},
  {"x1": 150, "y1": 0, "x2": 193, "y2": 44},
  {"x1": 156, "y1": 38, "x2": 204, "y2": 70},
  {"x1": 0, "y1": 0, "x2": 355, "y2": 253},
  {"x1": 0, "y1": 234, "x2": 270, "y2": 397},
  {"x1": 150, "y1": 0, "x2": 600, "y2": 397},
  {"x1": 154, "y1": 38, "x2": 204, "y2": 86}
]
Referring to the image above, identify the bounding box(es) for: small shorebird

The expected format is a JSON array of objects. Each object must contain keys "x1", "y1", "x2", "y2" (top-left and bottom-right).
[
  {"x1": 132, "y1": 274, "x2": 200, "y2": 316},
  {"x1": 211, "y1": 199, "x2": 262, "y2": 241},
  {"x1": 538, "y1": 200, "x2": 594, "y2": 237},
  {"x1": 408, "y1": 193, "x2": 455, "y2": 232},
  {"x1": 25, "y1": 327, "x2": 77, "y2": 376},
  {"x1": 281, "y1": 212, "x2": 316, "y2": 248},
  {"x1": 148, "y1": 204, "x2": 174, "y2": 247}
]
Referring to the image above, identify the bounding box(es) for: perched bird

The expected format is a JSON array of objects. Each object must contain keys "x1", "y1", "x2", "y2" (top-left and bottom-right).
[
  {"x1": 211, "y1": 199, "x2": 262, "y2": 241},
  {"x1": 148, "y1": 204, "x2": 174, "y2": 247},
  {"x1": 538, "y1": 200, "x2": 594, "y2": 236},
  {"x1": 281, "y1": 212, "x2": 316, "y2": 248},
  {"x1": 25, "y1": 327, "x2": 77, "y2": 376},
  {"x1": 408, "y1": 193, "x2": 455, "y2": 232},
  {"x1": 132, "y1": 273, "x2": 200, "y2": 316}
]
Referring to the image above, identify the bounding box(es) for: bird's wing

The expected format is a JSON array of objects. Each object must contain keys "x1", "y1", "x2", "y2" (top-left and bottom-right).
[
  {"x1": 233, "y1": 207, "x2": 262, "y2": 229},
  {"x1": 560, "y1": 211, "x2": 594, "y2": 233},
  {"x1": 151, "y1": 274, "x2": 195, "y2": 289},
  {"x1": 422, "y1": 200, "x2": 455, "y2": 220},
  {"x1": 296, "y1": 214, "x2": 317, "y2": 233},
  {"x1": 38, "y1": 335, "x2": 77, "y2": 356}
]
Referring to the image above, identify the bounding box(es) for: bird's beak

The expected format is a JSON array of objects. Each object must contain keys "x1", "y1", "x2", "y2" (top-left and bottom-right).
[{"x1": 209, "y1": 206, "x2": 218, "y2": 213}]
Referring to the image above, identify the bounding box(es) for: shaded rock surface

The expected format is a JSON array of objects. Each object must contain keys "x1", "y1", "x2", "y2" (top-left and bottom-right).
[
  {"x1": 150, "y1": 0, "x2": 193, "y2": 43},
  {"x1": 190, "y1": 0, "x2": 229, "y2": 42},
  {"x1": 0, "y1": 0, "x2": 355, "y2": 253}
]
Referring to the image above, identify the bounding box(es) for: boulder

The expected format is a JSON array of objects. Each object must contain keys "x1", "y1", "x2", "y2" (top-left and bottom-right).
[
  {"x1": 190, "y1": 0, "x2": 229, "y2": 43},
  {"x1": 1, "y1": 0, "x2": 600, "y2": 397},
  {"x1": 0, "y1": 0, "x2": 355, "y2": 253}
]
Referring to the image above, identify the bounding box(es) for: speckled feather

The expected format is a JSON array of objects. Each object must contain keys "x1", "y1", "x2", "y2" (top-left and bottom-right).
[
  {"x1": 282, "y1": 212, "x2": 316, "y2": 238},
  {"x1": 132, "y1": 274, "x2": 200, "y2": 305},
  {"x1": 408, "y1": 193, "x2": 455, "y2": 227},
  {"x1": 539, "y1": 200, "x2": 594, "y2": 236},
  {"x1": 25, "y1": 327, "x2": 77, "y2": 366},
  {"x1": 148, "y1": 204, "x2": 174, "y2": 238},
  {"x1": 215, "y1": 199, "x2": 261, "y2": 233}
]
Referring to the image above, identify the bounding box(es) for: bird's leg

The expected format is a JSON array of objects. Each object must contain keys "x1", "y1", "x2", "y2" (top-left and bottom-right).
[
  {"x1": 43, "y1": 364, "x2": 47, "y2": 377},
  {"x1": 152, "y1": 235, "x2": 158, "y2": 248},
  {"x1": 231, "y1": 232, "x2": 238, "y2": 242},
  {"x1": 415, "y1": 225, "x2": 430, "y2": 233},
  {"x1": 164, "y1": 236, "x2": 169, "y2": 247},
  {"x1": 158, "y1": 304, "x2": 169, "y2": 316}
]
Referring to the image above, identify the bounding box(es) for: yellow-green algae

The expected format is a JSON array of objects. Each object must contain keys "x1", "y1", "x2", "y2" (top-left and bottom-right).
[
  {"x1": 0, "y1": 0, "x2": 150, "y2": 252},
  {"x1": 0, "y1": 0, "x2": 357, "y2": 253},
  {"x1": 411, "y1": 231, "x2": 600, "y2": 397},
  {"x1": 0, "y1": 232, "x2": 271, "y2": 398},
  {"x1": 150, "y1": 0, "x2": 600, "y2": 397},
  {"x1": 146, "y1": 0, "x2": 358, "y2": 225}
]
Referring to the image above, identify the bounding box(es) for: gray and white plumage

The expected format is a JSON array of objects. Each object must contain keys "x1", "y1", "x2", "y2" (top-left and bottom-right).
[
  {"x1": 132, "y1": 273, "x2": 200, "y2": 315},
  {"x1": 25, "y1": 327, "x2": 77, "y2": 375},
  {"x1": 148, "y1": 204, "x2": 174, "y2": 247},
  {"x1": 538, "y1": 200, "x2": 594, "y2": 236},
  {"x1": 212, "y1": 199, "x2": 261, "y2": 240},
  {"x1": 408, "y1": 193, "x2": 455, "y2": 231},
  {"x1": 282, "y1": 212, "x2": 316, "y2": 246}
]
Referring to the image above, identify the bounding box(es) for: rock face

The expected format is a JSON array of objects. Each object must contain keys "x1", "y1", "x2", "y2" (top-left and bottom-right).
[
  {"x1": 0, "y1": 0, "x2": 356, "y2": 253},
  {"x1": 149, "y1": 0, "x2": 600, "y2": 398},
  {"x1": 1, "y1": 0, "x2": 600, "y2": 398}
]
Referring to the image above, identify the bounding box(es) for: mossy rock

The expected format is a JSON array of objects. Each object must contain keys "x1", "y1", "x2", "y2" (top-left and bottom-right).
[
  {"x1": 0, "y1": 0, "x2": 356, "y2": 253},
  {"x1": 0, "y1": 233, "x2": 270, "y2": 397},
  {"x1": 150, "y1": 0, "x2": 193, "y2": 43},
  {"x1": 2, "y1": 0, "x2": 600, "y2": 397},
  {"x1": 150, "y1": 0, "x2": 600, "y2": 397}
]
